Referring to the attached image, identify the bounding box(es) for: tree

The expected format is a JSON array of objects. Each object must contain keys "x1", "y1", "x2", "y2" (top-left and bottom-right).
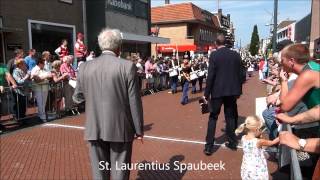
[{"x1": 249, "y1": 25, "x2": 260, "y2": 56}]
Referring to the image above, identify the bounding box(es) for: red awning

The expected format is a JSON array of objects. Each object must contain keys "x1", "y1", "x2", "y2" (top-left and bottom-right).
[{"x1": 157, "y1": 45, "x2": 197, "y2": 53}]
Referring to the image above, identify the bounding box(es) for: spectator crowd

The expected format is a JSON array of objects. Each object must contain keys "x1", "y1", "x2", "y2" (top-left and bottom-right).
[
  {"x1": 242, "y1": 41, "x2": 320, "y2": 179},
  {"x1": 0, "y1": 33, "x2": 89, "y2": 133}
]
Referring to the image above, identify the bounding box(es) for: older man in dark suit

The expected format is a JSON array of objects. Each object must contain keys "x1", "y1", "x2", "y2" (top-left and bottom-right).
[
  {"x1": 203, "y1": 34, "x2": 242, "y2": 155},
  {"x1": 73, "y1": 28, "x2": 144, "y2": 180}
]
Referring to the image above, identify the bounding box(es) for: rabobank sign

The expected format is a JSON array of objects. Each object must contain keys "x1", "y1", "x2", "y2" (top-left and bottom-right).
[{"x1": 106, "y1": 0, "x2": 133, "y2": 11}]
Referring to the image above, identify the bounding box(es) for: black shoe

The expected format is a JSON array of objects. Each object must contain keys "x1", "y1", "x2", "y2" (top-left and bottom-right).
[
  {"x1": 203, "y1": 145, "x2": 215, "y2": 156},
  {"x1": 225, "y1": 142, "x2": 237, "y2": 151}
]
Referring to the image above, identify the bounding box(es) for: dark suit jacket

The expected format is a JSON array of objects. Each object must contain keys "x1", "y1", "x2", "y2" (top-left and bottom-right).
[
  {"x1": 204, "y1": 47, "x2": 242, "y2": 98},
  {"x1": 73, "y1": 51, "x2": 144, "y2": 142}
]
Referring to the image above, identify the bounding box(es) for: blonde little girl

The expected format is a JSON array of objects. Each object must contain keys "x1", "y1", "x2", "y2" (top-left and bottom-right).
[{"x1": 235, "y1": 116, "x2": 279, "y2": 180}]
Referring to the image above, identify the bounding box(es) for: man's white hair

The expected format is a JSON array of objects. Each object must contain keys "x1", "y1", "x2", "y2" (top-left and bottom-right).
[{"x1": 98, "y1": 28, "x2": 122, "y2": 52}]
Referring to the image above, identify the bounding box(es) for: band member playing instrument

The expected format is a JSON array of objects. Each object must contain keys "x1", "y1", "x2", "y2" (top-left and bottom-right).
[
  {"x1": 168, "y1": 56, "x2": 179, "y2": 94},
  {"x1": 180, "y1": 58, "x2": 191, "y2": 105},
  {"x1": 197, "y1": 58, "x2": 207, "y2": 92},
  {"x1": 191, "y1": 60, "x2": 198, "y2": 94}
]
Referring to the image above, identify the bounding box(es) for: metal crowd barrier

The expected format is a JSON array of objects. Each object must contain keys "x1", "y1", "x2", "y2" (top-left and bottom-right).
[
  {"x1": 0, "y1": 81, "x2": 78, "y2": 126},
  {"x1": 1, "y1": 72, "x2": 204, "y2": 128},
  {"x1": 279, "y1": 124, "x2": 303, "y2": 180}
]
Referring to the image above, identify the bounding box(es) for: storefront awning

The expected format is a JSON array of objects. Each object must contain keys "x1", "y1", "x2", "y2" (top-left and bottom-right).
[
  {"x1": 157, "y1": 44, "x2": 216, "y2": 53},
  {"x1": 121, "y1": 32, "x2": 170, "y2": 44},
  {"x1": 157, "y1": 44, "x2": 196, "y2": 53}
]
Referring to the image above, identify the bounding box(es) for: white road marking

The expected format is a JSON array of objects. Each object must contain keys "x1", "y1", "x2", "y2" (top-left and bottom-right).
[{"x1": 43, "y1": 123, "x2": 243, "y2": 149}]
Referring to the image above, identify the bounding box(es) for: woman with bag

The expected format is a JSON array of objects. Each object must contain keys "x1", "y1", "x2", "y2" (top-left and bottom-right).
[
  {"x1": 60, "y1": 56, "x2": 78, "y2": 115},
  {"x1": 51, "y1": 60, "x2": 69, "y2": 117},
  {"x1": 12, "y1": 59, "x2": 31, "y2": 120}
]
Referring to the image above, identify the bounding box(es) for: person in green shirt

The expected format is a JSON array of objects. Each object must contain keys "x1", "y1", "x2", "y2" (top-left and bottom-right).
[
  {"x1": 0, "y1": 63, "x2": 18, "y2": 133},
  {"x1": 280, "y1": 44, "x2": 320, "y2": 111},
  {"x1": 0, "y1": 63, "x2": 17, "y2": 91}
]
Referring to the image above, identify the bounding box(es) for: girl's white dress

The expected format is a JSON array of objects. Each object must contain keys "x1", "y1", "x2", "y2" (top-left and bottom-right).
[{"x1": 241, "y1": 136, "x2": 269, "y2": 180}]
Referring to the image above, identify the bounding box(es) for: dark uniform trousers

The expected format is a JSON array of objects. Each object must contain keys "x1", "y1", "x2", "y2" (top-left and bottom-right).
[{"x1": 205, "y1": 96, "x2": 238, "y2": 148}]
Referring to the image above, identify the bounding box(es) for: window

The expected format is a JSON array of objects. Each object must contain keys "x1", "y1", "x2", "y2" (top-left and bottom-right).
[{"x1": 28, "y1": 20, "x2": 75, "y2": 56}]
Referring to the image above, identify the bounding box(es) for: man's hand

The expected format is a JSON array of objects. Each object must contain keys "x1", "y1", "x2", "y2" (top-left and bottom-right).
[
  {"x1": 135, "y1": 135, "x2": 144, "y2": 144},
  {"x1": 46, "y1": 73, "x2": 53, "y2": 79},
  {"x1": 11, "y1": 84, "x2": 18, "y2": 89},
  {"x1": 202, "y1": 96, "x2": 208, "y2": 104},
  {"x1": 276, "y1": 113, "x2": 294, "y2": 124},
  {"x1": 32, "y1": 75, "x2": 41, "y2": 82},
  {"x1": 0, "y1": 86, "x2": 4, "y2": 93},
  {"x1": 279, "y1": 131, "x2": 299, "y2": 150},
  {"x1": 267, "y1": 94, "x2": 278, "y2": 106},
  {"x1": 279, "y1": 69, "x2": 288, "y2": 82}
]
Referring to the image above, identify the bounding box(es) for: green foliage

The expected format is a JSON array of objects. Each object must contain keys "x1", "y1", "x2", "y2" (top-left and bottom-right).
[{"x1": 249, "y1": 25, "x2": 260, "y2": 56}]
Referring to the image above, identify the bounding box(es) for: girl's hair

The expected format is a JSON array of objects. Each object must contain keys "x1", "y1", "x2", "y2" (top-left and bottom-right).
[
  {"x1": 235, "y1": 116, "x2": 263, "y2": 136},
  {"x1": 52, "y1": 60, "x2": 62, "y2": 70}
]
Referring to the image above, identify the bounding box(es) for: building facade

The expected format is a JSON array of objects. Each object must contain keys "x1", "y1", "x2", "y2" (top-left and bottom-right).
[
  {"x1": 215, "y1": 9, "x2": 235, "y2": 47},
  {"x1": 259, "y1": 38, "x2": 271, "y2": 55},
  {"x1": 294, "y1": 14, "x2": 311, "y2": 44},
  {"x1": 86, "y1": 0, "x2": 168, "y2": 58},
  {"x1": 0, "y1": 0, "x2": 84, "y2": 63},
  {"x1": 151, "y1": 3, "x2": 229, "y2": 58},
  {"x1": 309, "y1": 0, "x2": 320, "y2": 57},
  {"x1": 276, "y1": 20, "x2": 296, "y2": 43}
]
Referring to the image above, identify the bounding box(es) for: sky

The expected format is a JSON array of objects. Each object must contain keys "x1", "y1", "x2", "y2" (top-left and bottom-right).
[{"x1": 151, "y1": 0, "x2": 312, "y2": 46}]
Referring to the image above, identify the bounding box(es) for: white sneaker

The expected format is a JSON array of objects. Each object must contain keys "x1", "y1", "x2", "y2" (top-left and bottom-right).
[
  {"x1": 47, "y1": 114, "x2": 57, "y2": 120},
  {"x1": 39, "y1": 116, "x2": 47, "y2": 123}
]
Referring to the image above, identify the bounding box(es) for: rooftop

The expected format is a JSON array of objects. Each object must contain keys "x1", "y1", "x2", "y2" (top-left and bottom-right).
[
  {"x1": 151, "y1": 2, "x2": 220, "y2": 28},
  {"x1": 277, "y1": 20, "x2": 296, "y2": 29}
]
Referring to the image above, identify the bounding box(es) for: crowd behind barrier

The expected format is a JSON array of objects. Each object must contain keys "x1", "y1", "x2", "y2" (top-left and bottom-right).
[
  {"x1": 0, "y1": 81, "x2": 80, "y2": 125},
  {"x1": 254, "y1": 42, "x2": 320, "y2": 179},
  {"x1": 248, "y1": 55, "x2": 306, "y2": 179},
  {"x1": 0, "y1": 47, "x2": 213, "y2": 132}
]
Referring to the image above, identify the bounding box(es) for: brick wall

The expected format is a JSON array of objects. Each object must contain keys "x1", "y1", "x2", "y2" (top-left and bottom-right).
[{"x1": 151, "y1": 23, "x2": 195, "y2": 56}]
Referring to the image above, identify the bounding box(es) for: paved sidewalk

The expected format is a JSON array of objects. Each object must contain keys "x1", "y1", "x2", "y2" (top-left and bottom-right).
[{"x1": 0, "y1": 73, "x2": 279, "y2": 180}]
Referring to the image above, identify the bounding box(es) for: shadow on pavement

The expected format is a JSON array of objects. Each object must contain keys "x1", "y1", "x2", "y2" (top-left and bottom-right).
[
  {"x1": 187, "y1": 96, "x2": 203, "y2": 104},
  {"x1": 143, "y1": 123, "x2": 154, "y2": 132},
  {"x1": 136, "y1": 155, "x2": 187, "y2": 180}
]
